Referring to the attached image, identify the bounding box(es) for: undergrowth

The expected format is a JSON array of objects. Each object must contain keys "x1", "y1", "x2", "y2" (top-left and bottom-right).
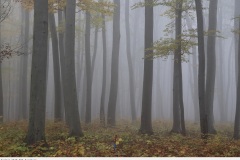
[{"x1": 0, "y1": 120, "x2": 239, "y2": 157}]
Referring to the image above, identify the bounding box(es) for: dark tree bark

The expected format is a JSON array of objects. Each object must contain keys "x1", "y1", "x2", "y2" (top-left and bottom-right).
[
  {"x1": 85, "y1": 11, "x2": 92, "y2": 124},
  {"x1": 139, "y1": 0, "x2": 153, "y2": 135},
  {"x1": 49, "y1": 13, "x2": 62, "y2": 122},
  {"x1": 125, "y1": 0, "x2": 136, "y2": 122},
  {"x1": 234, "y1": 19, "x2": 240, "y2": 140},
  {"x1": 107, "y1": 0, "x2": 120, "y2": 126},
  {"x1": 195, "y1": 0, "x2": 208, "y2": 138},
  {"x1": 63, "y1": 0, "x2": 83, "y2": 137},
  {"x1": 100, "y1": 13, "x2": 107, "y2": 126},
  {"x1": 234, "y1": 0, "x2": 240, "y2": 84},
  {"x1": 58, "y1": 9, "x2": 65, "y2": 122},
  {"x1": 172, "y1": 55, "x2": 181, "y2": 133},
  {"x1": 205, "y1": 0, "x2": 218, "y2": 134},
  {"x1": 171, "y1": 0, "x2": 185, "y2": 135},
  {"x1": 80, "y1": 14, "x2": 86, "y2": 122},
  {"x1": 0, "y1": 1, "x2": 2, "y2": 123},
  {"x1": 81, "y1": 71, "x2": 87, "y2": 122},
  {"x1": 0, "y1": 62, "x2": 2, "y2": 123},
  {"x1": 177, "y1": 0, "x2": 186, "y2": 136},
  {"x1": 25, "y1": 0, "x2": 48, "y2": 145}
]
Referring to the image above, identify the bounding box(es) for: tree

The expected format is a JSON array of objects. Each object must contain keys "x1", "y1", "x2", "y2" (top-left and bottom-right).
[
  {"x1": 125, "y1": 0, "x2": 137, "y2": 122},
  {"x1": 85, "y1": 11, "x2": 92, "y2": 124},
  {"x1": 63, "y1": 0, "x2": 83, "y2": 137},
  {"x1": 205, "y1": 0, "x2": 218, "y2": 134},
  {"x1": 100, "y1": 12, "x2": 107, "y2": 126},
  {"x1": 18, "y1": 7, "x2": 29, "y2": 120},
  {"x1": 171, "y1": 0, "x2": 186, "y2": 135},
  {"x1": 0, "y1": 0, "x2": 13, "y2": 123},
  {"x1": 91, "y1": 23, "x2": 99, "y2": 78},
  {"x1": 25, "y1": 0, "x2": 48, "y2": 145},
  {"x1": 195, "y1": 0, "x2": 208, "y2": 138},
  {"x1": 234, "y1": 0, "x2": 240, "y2": 84},
  {"x1": 57, "y1": 8, "x2": 65, "y2": 122},
  {"x1": 234, "y1": 16, "x2": 240, "y2": 140},
  {"x1": 107, "y1": 0, "x2": 120, "y2": 126},
  {"x1": 49, "y1": 13, "x2": 62, "y2": 122},
  {"x1": 0, "y1": 0, "x2": 2, "y2": 123},
  {"x1": 139, "y1": 0, "x2": 154, "y2": 135}
]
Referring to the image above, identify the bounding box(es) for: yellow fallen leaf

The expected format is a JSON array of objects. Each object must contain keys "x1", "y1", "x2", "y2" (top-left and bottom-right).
[
  {"x1": 146, "y1": 140, "x2": 151, "y2": 144},
  {"x1": 78, "y1": 147, "x2": 85, "y2": 156}
]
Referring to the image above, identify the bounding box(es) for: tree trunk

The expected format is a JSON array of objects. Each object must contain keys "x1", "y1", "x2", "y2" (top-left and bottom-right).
[
  {"x1": 58, "y1": 10, "x2": 65, "y2": 122},
  {"x1": 172, "y1": 56, "x2": 181, "y2": 133},
  {"x1": 176, "y1": 0, "x2": 186, "y2": 136},
  {"x1": 100, "y1": 13, "x2": 106, "y2": 126},
  {"x1": 234, "y1": 18, "x2": 240, "y2": 140},
  {"x1": 107, "y1": 0, "x2": 121, "y2": 126},
  {"x1": 216, "y1": 2, "x2": 227, "y2": 122},
  {"x1": 85, "y1": 11, "x2": 92, "y2": 124},
  {"x1": 234, "y1": 0, "x2": 240, "y2": 84},
  {"x1": 25, "y1": 0, "x2": 48, "y2": 145},
  {"x1": 125, "y1": 0, "x2": 136, "y2": 122},
  {"x1": 49, "y1": 13, "x2": 62, "y2": 122},
  {"x1": 19, "y1": 9, "x2": 29, "y2": 120},
  {"x1": 139, "y1": 0, "x2": 153, "y2": 135},
  {"x1": 63, "y1": 0, "x2": 83, "y2": 137},
  {"x1": 205, "y1": 0, "x2": 218, "y2": 134},
  {"x1": 171, "y1": 0, "x2": 185, "y2": 135},
  {"x1": 195, "y1": 0, "x2": 208, "y2": 138},
  {"x1": 0, "y1": 2, "x2": 2, "y2": 123},
  {"x1": 91, "y1": 26, "x2": 99, "y2": 78}
]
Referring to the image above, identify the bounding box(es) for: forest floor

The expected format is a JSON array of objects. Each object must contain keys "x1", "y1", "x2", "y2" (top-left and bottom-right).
[{"x1": 0, "y1": 120, "x2": 240, "y2": 157}]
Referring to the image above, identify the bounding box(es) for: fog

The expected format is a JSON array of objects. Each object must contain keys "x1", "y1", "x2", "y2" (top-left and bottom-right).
[{"x1": 0, "y1": 0, "x2": 238, "y2": 130}]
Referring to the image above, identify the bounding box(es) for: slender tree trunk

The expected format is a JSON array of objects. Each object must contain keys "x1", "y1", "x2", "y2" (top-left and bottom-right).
[
  {"x1": 172, "y1": 2, "x2": 181, "y2": 132},
  {"x1": 216, "y1": 2, "x2": 227, "y2": 122},
  {"x1": 81, "y1": 71, "x2": 86, "y2": 121},
  {"x1": 49, "y1": 13, "x2": 62, "y2": 122},
  {"x1": 91, "y1": 26, "x2": 99, "y2": 78},
  {"x1": 205, "y1": 0, "x2": 218, "y2": 134},
  {"x1": 58, "y1": 10, "x2": 65, "y2": 122},
  {"x1": 80, "y1": 16, "x2": 86, "y2": 122},
  {"x1": 139, "y1": 0, "x2": 153, "y2": 135},
  {"x1": 171, "y1": 0, "x2": 185, "y2": 135},
  {"x1": 107, "y1": 0, "x2": 121, "y2": 126},
  {"x1": 19, "y1": 9, "x2": 29, "y2": 120},
  {"x1": 172, "y1": 55, "x2": 181, "y2": 133},
  {"x1": 177, "y1": 0, "x2": 186, "y2": 136},
  {"x1": 0, "y1": 63, "x2": 2, "y2": 123},
  {"x1": 100, "y1": 13, "x2": 106, "y2": 126},
  {"x1": 192, "y1": 50, "x2": 199, "y2": 123},
  {"x1": 85, "y1": 11, "x2": 92, "y2": 124},
  {"x1": 195, "y1": 0, "x2": 208, "y2": 138},
  {"x1": 234, "y1": 19, "x2": 240, "y2": 140},
  {"x1": 234, "y1": 0, "x2": 240, "y2": 84},
  {"x1": 125, "y1": 0, "x2": 136, "y2": 122},
  {"x1": 63, "y1": 0, "x2": 83, "y2": 137},
  {"x1": 0, "y1": 1, "x2": 2, "y2": 123},
  {"x1": 25, "y1": 0, "x2": 48, "y2": 145}
]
